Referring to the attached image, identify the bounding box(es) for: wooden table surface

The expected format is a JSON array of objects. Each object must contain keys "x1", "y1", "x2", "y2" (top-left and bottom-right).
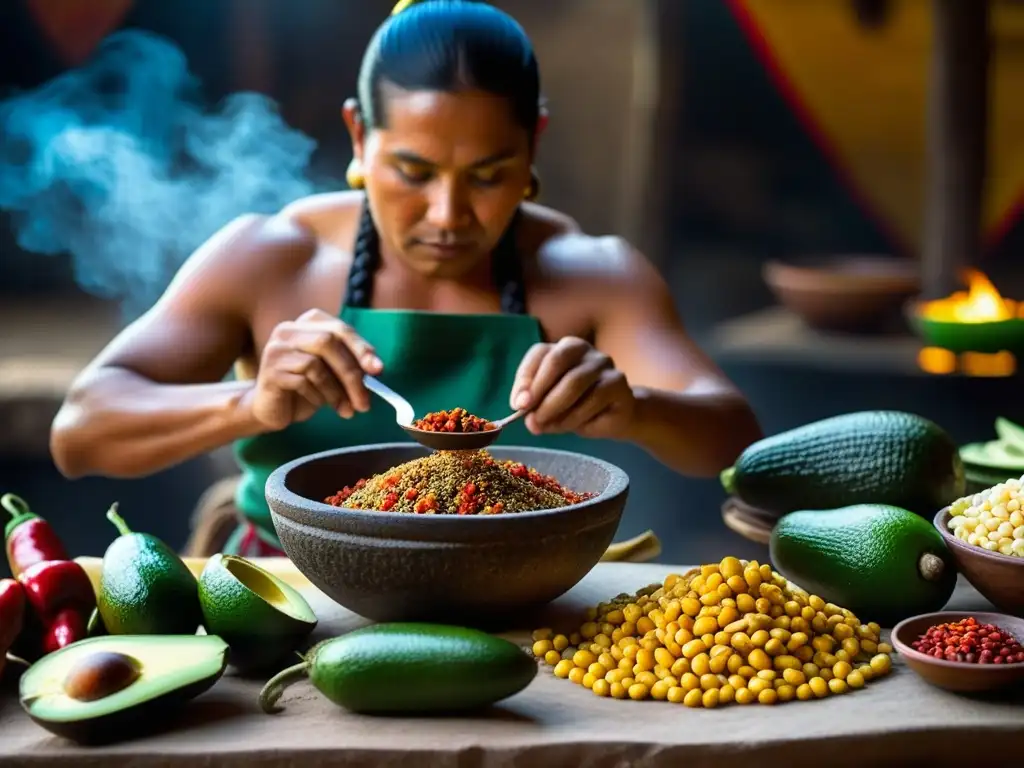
[{"x1": 3, "y1": 562, "x2": 1024, "y2": 768}]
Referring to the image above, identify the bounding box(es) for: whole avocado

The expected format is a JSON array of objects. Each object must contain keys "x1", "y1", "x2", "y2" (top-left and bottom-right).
[
  {"x1": 769, "y1": 504, "x2": 957, "y2": 627},
  {"x1": 98, "y1": 504, "x2": 203, "y2": 636},
  {"x1": 721, "y1": 410, "x2": 965, "y2": 516},
  {"x1": 259, "y1": 622, "x2": 538, "y2": 715}
]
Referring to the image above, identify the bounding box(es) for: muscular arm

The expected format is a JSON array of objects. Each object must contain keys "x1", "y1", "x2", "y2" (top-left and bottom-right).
[
  {"x1": 591, "y1": 240, "x2": 763, "y2": 477},
  {"x1": 50, "y1": 215, "x2": 310, "y2": 479}
]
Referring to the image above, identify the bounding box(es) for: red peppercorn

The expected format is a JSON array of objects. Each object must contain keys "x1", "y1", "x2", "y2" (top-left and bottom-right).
[{"x1": 912, "y1": 617, "x2": 1023, "y2": 665}]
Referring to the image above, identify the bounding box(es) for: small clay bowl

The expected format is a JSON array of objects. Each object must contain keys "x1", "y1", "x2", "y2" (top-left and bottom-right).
[
  {"x1": 265, "y1": 443, "x2": 629, "y2": 625},
  {"x1": 763, "y1": 256, "x2": 919, "y2": 333},
  {"x1": 905, "y1": 300, "x2": 1024, "y2": 354},
  {"x1": 891, "y1": 611, "x2": 1024, "y2": 693},
  {"x1": 720, "y1": 496, "x2": 776, "y2": 545},
  {"x1": 934, "y1": 507, "x2": 1024, "y2": 617}
]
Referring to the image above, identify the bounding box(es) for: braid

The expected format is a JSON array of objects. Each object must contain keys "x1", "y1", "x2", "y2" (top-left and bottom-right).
[
  {"x1": 493, "y1": 207, "x2": 527, "y2": 315},
  {"x1": 344, "y1": 199, "x2": 381, "y2": 308}
]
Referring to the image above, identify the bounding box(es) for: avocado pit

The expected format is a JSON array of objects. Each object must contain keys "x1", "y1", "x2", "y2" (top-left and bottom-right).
[{"x1": 63, "y1": 651, "x2": 141, "y2": 702}]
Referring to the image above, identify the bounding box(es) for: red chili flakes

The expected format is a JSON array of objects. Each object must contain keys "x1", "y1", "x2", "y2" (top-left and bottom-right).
[
  {"x1": 413, "y1": 407, "x2": 496, "y2": 433},
  {"x1": 414, "y1": 493, "x2": 439, "y2": 514},
  {"x1": 323, "y1": 478, "x2": 367, "y2": 506},
  {"x1": 455, "y1": 480, "x2": 481, "y2": 515},
  {"x1": 912, "y1": 616, "x2": 1024, "y2": 664},
  {"x1": 500, "y1": 460, "x2": 597, "y2": 505}
]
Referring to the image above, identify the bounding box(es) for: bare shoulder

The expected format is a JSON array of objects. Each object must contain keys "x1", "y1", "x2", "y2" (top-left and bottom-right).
[
  {"x1": 518, "y1": 202, "x2": 582, "y2": 243},
  {"x1": 171, "y1": 192, "x2": 364, "y2": 302},
  {"x1": 278, "y1": 190, "x2": 365, "y2": 239},
  {"x1": 522, "y1": 205, "x2": 664, "y2": 295},
  {"x1": 170, "y1": 213, "x2": 312, "y2": 292}
]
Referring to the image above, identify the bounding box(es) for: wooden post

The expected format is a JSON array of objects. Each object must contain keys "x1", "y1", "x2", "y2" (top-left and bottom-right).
[
  {"x1": 920, "y1": 0, "x2": 990, "y2": 299},
  {"x1": 615, "y1": 0, "x2": 684, "y2": 270},
  {"x1": 228, "y1": 0, "x2": 275, "y2": 94}
]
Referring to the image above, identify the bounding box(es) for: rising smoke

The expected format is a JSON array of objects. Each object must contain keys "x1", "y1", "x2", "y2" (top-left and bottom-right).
[{"x1": 0, "y1": 30, "x2": 335, "y2": 319}]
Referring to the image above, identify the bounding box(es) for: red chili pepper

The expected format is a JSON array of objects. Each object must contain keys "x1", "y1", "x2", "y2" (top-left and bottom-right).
[
  {"x1": 17, "y1": 560, "x2": 96, "y2": 655},
  {"x1": 0, "y1": 578, "x2": 26, "y2": 678},
  {"x1": 2, "y1": 493, "x2": 69, "y2": 578}
]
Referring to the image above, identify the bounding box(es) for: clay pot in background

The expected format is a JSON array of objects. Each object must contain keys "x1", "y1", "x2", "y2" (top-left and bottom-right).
[{"x1": 763, "y1": 256, "x2": 921, "y2": 334}]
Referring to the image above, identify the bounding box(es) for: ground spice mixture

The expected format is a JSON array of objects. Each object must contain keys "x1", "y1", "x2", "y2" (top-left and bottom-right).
[
  {"x1": 412, "y1": 407, "x2": 495, "y2": 433},
  {"x1": 324, "y1": 450, "x2": 596, "y2": 515}
]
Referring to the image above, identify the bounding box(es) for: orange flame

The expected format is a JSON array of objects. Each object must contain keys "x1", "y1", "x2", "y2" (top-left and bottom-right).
[
  {"x1": 915, "y1": 270, "x2": 1019, "y2": 377},
  {"x1": 918, "y1": 347, "x2": 1017, "y2": 377},
  {"x1": 919, "y1": 269, "x2": 1016, "y2": 322}
]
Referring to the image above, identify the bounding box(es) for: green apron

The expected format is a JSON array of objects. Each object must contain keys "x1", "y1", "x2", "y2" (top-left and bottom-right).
[{"x1": 227, "y1": 306, "x2": 586, "y2": 553}]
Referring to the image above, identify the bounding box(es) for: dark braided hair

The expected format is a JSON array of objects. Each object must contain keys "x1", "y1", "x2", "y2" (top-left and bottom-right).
[
  {"x1": 344, "y1": 204, "x2": 381, "y2": 309},
  {"x1": 343, "y1": 0, "x2": 538, "y2": 315},
  {"x1": 491, "y1": 209, "x2": 527, "y2": 315}
]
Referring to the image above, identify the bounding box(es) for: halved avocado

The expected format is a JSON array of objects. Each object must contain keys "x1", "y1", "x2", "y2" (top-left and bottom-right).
[
  {"x1": 198, "y1": 554, "x2": 318, "y2": 674},
  {"x1": 961, "y1": 441, "x2": 1024, "y2": 472},
  {"x1": 995, "y1": 417, "x2": 1024, "y2": 453},
  {"x1": 19, "y1": 634, "x2": 229, "y2": 745}
]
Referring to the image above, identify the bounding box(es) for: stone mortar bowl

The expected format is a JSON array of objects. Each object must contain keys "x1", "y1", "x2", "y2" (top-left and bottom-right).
[{"x1": 265, "y1": 443, "x2": 630, "y2": 626}]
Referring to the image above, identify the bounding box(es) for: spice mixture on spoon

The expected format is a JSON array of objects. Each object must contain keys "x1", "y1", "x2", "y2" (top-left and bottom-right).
[{"x1": 412, "y1": 408, "x2": 496, "y2": 433}]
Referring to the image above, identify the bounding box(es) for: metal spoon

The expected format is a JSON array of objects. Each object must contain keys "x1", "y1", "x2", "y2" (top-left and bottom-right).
[{"x1": 362, "y1": 375, "x2": 525, "y2": 451}]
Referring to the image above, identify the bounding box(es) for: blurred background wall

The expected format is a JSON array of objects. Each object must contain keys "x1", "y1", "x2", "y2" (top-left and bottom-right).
[{"x1": 2, "y1": 0, "x2": 1023, "y2": 571}]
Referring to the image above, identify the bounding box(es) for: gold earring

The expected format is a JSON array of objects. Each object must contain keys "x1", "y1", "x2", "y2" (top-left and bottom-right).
[
  {"x1": 524, "y1": 170, "x2": 540, "y2": 202},
  {"x1": 391, "y1": 0, "x2": 422, "y2": 15},
  {"x1": 346, "y1": 159, "x2": 365, "y2": 190}
]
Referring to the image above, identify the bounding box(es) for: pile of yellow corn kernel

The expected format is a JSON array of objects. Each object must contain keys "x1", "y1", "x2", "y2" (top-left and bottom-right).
[{"x1": 530, "y1": 557, "x2": 894, "y2": 707}]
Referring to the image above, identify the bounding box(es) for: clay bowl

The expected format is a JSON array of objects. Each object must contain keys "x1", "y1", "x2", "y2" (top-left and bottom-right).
[
  {"x1": 265, "y1": 443, "x2": 629, "y2": 625},
  {"x1": 934, "y1": 506, "x2": 1024, "y2": 618},
  {"x1": 720, "y1": 496, "x2": 776, "y2": 545},
  {"x1": 763, "y1": 256, "x2": 919, "y2": 333},
  {"x1": 891, "y1": 611, "x2": 1024, "y2": 693},
  {"x1": 905, "y1": 300, "x2": 1024, "y2": 354}
]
